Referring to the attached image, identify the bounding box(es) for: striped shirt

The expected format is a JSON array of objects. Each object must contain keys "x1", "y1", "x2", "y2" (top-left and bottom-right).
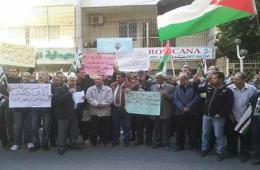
[{"x1": 228, "y1": 83, "x2": 257, "y2": 122}]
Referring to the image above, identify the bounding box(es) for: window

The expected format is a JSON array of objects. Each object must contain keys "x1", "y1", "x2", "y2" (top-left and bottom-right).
[
  {"x1": 48, "y1": 26, "x2": 60, "y2": 40},
  {"x1": 119, "y1": 22, "x2": 137, "y2": 41},
  {"x1": 31, "y1": 26, "x2": 47, "y2": 40}
]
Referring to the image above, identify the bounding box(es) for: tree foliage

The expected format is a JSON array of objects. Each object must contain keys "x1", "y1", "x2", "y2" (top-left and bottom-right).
[{"x1": 215, "y1": 2, "x2": 260, "y2": 59}]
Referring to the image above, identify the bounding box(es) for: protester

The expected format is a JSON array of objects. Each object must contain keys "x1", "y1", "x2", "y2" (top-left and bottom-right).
[
  {"x1": 150, "y1": 72, "x2": 175, "y2": 150},
  {"x1": 111, "y1": 72, "x2": 131, "y2": 147},
  {"x1": 10, "y1": 72, "x2": 35, "y2": 151},
  {"x1": 86, "y1": 75, "x2": 113, "y2": 146},
  {"x1": 249, "y1": 91, "x2": 260, "y2": 165},
  {"x1": 76, "y1": 68, "x2": 94, "y2": 145},
  {"x1": 195, "y1": 71, "x2": 234, "y2": 161},
  {"x1": 54, "y1": 73, "x2": 81, "y2": 155},
  {"x1": 173, "y1": 73, "x2": 200, "y2": 152},
  {"x1": 133, "y1": 71, "x2": 154, "y2": 146},
  {"x1": 31, "y1": 71, "x2": 52, "y2": 151},
  {"x1": 226, "y1": 72, "x2": 257, "y2": 161},
  {"x1": 49, "y1": 73, "x2": 64, "y2": 146}
]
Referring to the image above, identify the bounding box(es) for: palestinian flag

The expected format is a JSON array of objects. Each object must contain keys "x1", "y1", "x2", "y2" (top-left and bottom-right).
[
  {"x1": 0, "y1": 93, "x2": 8, "y2": 111},
  {"x1": 0, "y1": 66, "x2": 6, "y2": 85},
  {"x1": 158, "y1": 40, "x2": 171, "y2": 72},
  {"x1": 157, "y1": 0, "x2": 257, "y2": 41},
  {"x1": 197, "y1": 58, "x2": 207, "y2": 77},
  {"x1": 234, "y1": 104, "x2": 252, "y2": 135}
]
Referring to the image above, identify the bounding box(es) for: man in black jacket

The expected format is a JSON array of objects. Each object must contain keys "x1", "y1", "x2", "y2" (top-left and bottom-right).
[
  {"x1": 250, "y1": 92, "x2": 260, "y2": 165},
  {"x1": 195, "y1": 72, "x2": 234, "y2": 161},
  {"x1": 54, "y1": 74, "x2": 81, "y2": 155}
]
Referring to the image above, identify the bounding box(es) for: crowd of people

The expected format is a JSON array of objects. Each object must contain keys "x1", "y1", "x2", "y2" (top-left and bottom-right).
[{"x1": 0, "y1": 66, "x2": 260, "y2": 165}]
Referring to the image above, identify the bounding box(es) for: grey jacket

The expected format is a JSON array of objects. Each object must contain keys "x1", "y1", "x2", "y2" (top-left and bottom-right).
[
  {"x1": 150, "y1": 82, "x2": 175, "y2": 119},
  {"x1": 173, "y1": 84, "x2": 200, "y2": 116}
]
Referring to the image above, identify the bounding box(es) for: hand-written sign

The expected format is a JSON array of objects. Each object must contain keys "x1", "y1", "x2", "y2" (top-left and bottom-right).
[
  {"x1": 125, "y1": 91, "x2": 161, "y2": 116},
  {"x1": 118, "y1": 49, "x2": 150, "y2": 72},
  {"x1": 9, "y1": 84, "x2": 51, "y2": 108},
  {"x1": 83, "y1": 53, "x2": 115, "y2": 76},
  {"x1": 0, "y1": 43, "x2": 37, "y2": 68}
]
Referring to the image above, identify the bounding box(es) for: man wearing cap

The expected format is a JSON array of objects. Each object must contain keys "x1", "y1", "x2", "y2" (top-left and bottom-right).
[
  {"x1": 54, "y1": 73, "x2": 81, "y2": 155},
  {"x1": 150, "y1": 73, "x2": 175, "y2": 150},
  {"x1": 86, "y1": 75, "x2": 113, "y2": 146}
]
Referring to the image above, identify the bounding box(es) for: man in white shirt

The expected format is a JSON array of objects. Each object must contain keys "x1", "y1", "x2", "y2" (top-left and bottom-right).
[
  {"x1": 86, "y1": 76, "x2": 113, "y2": 146},
  {"x1": 227, "y1": 72, "x2": 257, "y2": 162}
]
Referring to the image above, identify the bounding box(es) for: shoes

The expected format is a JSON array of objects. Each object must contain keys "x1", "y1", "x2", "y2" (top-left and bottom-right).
[
  {"x1": 200, "y1": 150, "x2": 208, "y2": 157},
  {"x1": 174, "y1": 146, "x2": 184, "y2": 152},
  {"x1": 68, "y1": 144, "x2": 82, "y2": 150},
  {"x1": 27, "y1": 143, "x2": 37, "y2": 152},
  {"x1": 29, "y1": 145, "x2": 40, "y2": 152},
  {"x1": 124, "y1": 141, "x2": 130, "y2": 147},
  {"x1": 217, "y1": 153, "x2": 225, "y2": 161},
  {"x1": 191, "y1": 147, "x2": 200, "y2": 153},
  {"x1": 252, "y1": 159, "x2": 260, "y2": 165},
  {"x1": 164, "y1": 146, "x2": 171, "y2": 151},
  {"x1": 58, "y1": 148, "x2": 66, "y2": 155},
  {"x1": 133, "y1": 141, "x2": 143, "y2": 146},
  {"x1": 1, "y1": 141, "x2": 10, "y2": 150},
  {"x1": 112, "y1": 141, "x2": 119, "y2": 147},
  {"x1": 104, "y1": 142, "x2": 112, "y2": 147},
  {"x1": 42, "y1": 145, "x2": 50, "y2": 151},
  {"x1": 239, "y1": 155, "x2": 250, "y2": 162},
  {"x1": 130, "y1": 136, "x2": 136, "y2": 142},
  {"x1": 84, "y1": 140, "x2": 90, "y2": 145},
  {"x1": 226, "y1": 152, "x2": 237, "y2": 159},
  {"x1": 152, "y1": 144, "x2": 162, "y2": 149},
  {"x1": 10, "y1": 145, "x2": 21, "y2": 151},
  {"x1": 145, "y1": 141, "x2": 152, "y2": 146}
]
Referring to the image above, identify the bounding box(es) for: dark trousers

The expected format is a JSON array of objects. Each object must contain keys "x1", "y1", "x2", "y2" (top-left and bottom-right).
[
  {"x1": 130, "y1": 115, "x2": 137, "y2": 141},
  {"x1": 31, "y1": 108, "x2": 51, "y2": 147},
  {"x1": 112, "y1": 106, "x2": 130, "y2": 143},
  {"x1": 153, "y1": 117, "x2": 172, "y2": 146},
  {"x1": 14, "y1": 110, "x2": 32, "y2": 145},
  {"x1": 6, "y1": 108, "x2": 14, "y2": 143},
  {"x1": 0, "y1": 108, "x2": 15, "y2": 146},
  {"x1": 90, "y1": 115, "x2": 111, "y2": 145},
  {"x1": 0, "y1": 105, "x2": 8, "y2": 147},
  {"x1": 252, "y1": 116, "x2": 260, "y2": 159},
  {"x1": 80, "y1": 121, "x2": 91, "y2": 141},
  {"x1": 175, "y1": 114, "x2": 201, "y2": 149},
  {"x1": 49, "y1": 110, "x2": 58, "y2": 145},
  {"x1": 225, "y1": 119, "x2": 251, "y2": 157},
  {"x1": 58, "y1": 111, "x2": 79, "y2": 148},
  {"x1": 135, "y1": 115, "x2": 153, "y2": 144}
]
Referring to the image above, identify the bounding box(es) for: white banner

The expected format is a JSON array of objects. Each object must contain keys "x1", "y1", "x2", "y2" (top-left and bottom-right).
[
  {"x1": 118, "y1": 49, "x2": 150, "y2": 72},
  {"x1": 145, "y1": 47, "x2": 214, "y2": 61},
  {"x1": 9, "y1": 84, "x2": 51, "y2": 108}
]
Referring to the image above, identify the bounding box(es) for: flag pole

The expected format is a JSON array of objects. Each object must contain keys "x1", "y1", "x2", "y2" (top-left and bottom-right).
[
  {"x1": 170, "y1": 57, "x2": 176, "y2": 78},
  {"x1": 0, "y1": 65, "x2": 9, "y2": 86},
  {"x1": 256, "y1": 14, "x2": 260, "y2": 30}
]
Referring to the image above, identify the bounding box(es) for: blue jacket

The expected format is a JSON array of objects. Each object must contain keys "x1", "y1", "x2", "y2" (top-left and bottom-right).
[{"x1": 173, "y1": 84, "x2": 200, "y2": 115}]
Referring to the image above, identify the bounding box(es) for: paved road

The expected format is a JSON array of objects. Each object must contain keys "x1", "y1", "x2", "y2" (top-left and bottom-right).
[{"x1": 0, "y1": 143, "x2": 259, "y2": 170}]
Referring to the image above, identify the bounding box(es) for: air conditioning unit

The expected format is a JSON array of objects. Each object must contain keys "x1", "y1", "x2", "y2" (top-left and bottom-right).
[{"x1": 90, "y1": 15, "x2": 104, "y2": 26}]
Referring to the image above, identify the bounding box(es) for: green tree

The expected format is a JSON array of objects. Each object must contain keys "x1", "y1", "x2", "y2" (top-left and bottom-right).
[{"x1": 215, "y1": 2, "x2": 260, "y2": 59}]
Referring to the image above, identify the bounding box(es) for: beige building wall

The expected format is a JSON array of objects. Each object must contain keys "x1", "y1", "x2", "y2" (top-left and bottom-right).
[
  {"x1": 82, "y1": 5, "x2": 210, "y2": 49},
  {"x1": 0, "y1": 5, "x2": 76, "y2": 48}
]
